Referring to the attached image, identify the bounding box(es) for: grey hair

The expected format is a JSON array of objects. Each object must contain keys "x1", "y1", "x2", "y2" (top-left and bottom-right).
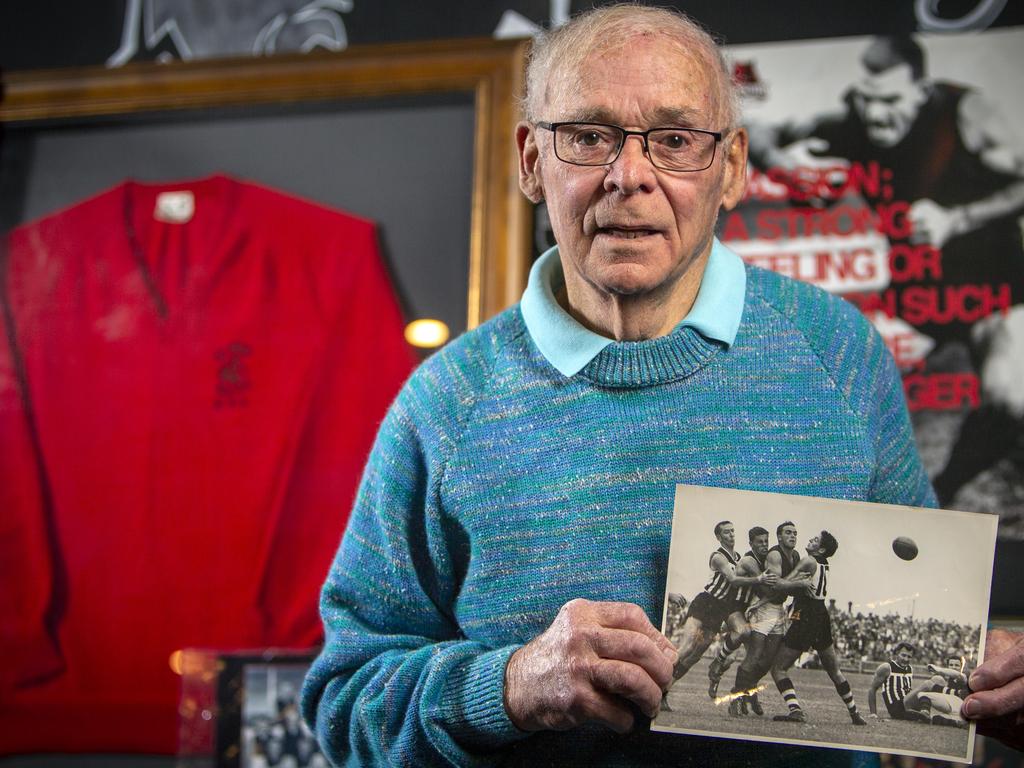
[{"x1": 523, "y1": 3, "x2": 740, "y2": 129}]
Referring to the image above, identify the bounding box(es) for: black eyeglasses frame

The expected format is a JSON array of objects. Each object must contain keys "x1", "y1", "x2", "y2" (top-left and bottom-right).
[{"x1": 536, "y1": 121, "x2": 724, "y2": 172}]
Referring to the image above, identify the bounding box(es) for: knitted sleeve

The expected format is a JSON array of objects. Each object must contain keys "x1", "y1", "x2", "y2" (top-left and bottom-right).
[
  {"x1": 749, "y1": 265, "x2": 936, "y2": 509},
  {"x1": 299, "y1": 340, "x2": 530, "y2": 767},
  {"x1": 807, "y1": 291, "x2": 937, "y2": 509},
  {"x1": 792, "y1": 280, "x2": 936, "y2": 508},
  {"x1": 861, "y1": 325, "x2": 938, "y2": 508}
]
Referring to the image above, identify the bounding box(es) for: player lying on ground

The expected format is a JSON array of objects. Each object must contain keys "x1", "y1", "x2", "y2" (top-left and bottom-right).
[{"x1": 868, "y1": 643, "x2": 971, "y2": 728}]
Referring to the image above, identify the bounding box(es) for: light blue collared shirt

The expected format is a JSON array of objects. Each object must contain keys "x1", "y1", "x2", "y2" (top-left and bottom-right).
[{"x1": 520, "y1": 237, "x2": 746, "y2": 377}]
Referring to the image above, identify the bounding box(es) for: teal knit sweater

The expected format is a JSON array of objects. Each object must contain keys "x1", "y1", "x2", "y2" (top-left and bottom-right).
[{"x1": 301, "y1": 264, "x2": 935, "y2": 767}]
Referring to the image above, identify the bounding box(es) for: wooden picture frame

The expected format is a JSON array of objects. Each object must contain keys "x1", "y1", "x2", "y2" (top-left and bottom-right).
[{"x1": 0, "y1": 36, "x2": 532, "y2": 328}]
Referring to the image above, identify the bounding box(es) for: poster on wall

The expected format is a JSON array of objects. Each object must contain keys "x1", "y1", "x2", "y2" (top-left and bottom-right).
[{"x1": 723, "y1": 29, "x2": 1024, "y2": 605}]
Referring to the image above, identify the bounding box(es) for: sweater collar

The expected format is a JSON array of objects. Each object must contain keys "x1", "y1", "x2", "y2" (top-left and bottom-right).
[{"x1": 521, "y1": 238, "x2": 746, "y2": 378}]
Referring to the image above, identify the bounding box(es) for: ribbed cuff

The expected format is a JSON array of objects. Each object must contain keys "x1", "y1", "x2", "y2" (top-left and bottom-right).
[{"x1": 437, "y1": 644, "x2": 529, "y2": 750}]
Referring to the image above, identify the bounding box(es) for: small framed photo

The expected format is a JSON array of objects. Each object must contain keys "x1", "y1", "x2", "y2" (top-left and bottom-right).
[
  {"x1": 652, "y1": 485, "x2": 998, "y2": 765},
  {"x1": 213, "y1": 651, "x2": 325, "y2": 768}
]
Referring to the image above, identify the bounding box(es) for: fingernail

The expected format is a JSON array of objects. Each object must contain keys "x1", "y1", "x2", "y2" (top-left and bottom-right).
[
  {"x1": 962, "y1": 698, "x2": 977, "y2": 719},
  {"x1": 969, "y1": 671, "x2": 985, "y2": 690},
  {"x1": 663, "y1": 647, "x2": 679, "y2": 663}
]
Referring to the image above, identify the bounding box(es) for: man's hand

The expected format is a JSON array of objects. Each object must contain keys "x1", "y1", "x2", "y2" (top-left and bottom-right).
[
  {"x1": 504, "y1": 599, "x2": 678, "y2": 734},
  {"x1": 962, "y1": 628, "x2": 1024, "y2": 750},
  {"x1": 908, "y1": 198, "x2": 966, "y2": 248},
  {"x1": 785, "y1": 575, "x2": 815, "y2": 597}
]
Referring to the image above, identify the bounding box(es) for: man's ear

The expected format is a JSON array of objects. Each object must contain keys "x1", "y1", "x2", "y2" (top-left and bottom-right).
[
  {"x1": 720, "y1": 126, "x2": 749, "y2": 212},
  {"x1": 517, "y1": 121, "x2": 545, "y2": 203}
]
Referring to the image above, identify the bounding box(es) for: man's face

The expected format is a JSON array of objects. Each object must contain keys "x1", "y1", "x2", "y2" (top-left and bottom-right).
[
  {"x1": 751, "y1": 533, "x2": 770, "y2": 559},
  {"x1": 779, "y1": 524, "x2": 798, "y2": 550},
  {"x1": 806, "y1": 534, "x2": 821, "y2": 555},
  {"x1": 517, "y1": 35, "x2": 747, "y2": 308},
  {"x1": 851, "y1": 63, "x2": 927, "y2": 148},
  {"x1": 896, "y1": 647, "x2": 914, "y2": 665},
  {"x1": 717, "y1": 523, "x2": 736, "y2": 548}
]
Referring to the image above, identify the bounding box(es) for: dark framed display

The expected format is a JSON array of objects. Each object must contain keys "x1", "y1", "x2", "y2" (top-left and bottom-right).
[{"x1": 0, "y1": 36, "x2": 532, "y2": 330}]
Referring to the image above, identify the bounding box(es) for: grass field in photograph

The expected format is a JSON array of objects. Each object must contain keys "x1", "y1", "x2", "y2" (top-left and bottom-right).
[{"x1": 655, "y1": 658, "x2": 969, "y2": 762}]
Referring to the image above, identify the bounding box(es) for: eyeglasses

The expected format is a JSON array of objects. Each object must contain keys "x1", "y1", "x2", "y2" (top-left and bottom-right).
[{"x1": 537, "y1": 121, "x2": 723, "y2": 172}]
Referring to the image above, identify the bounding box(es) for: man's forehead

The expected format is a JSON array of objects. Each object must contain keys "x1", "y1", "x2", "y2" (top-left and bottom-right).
[
  {"x1": 543, "y1": 37, "x2": 720, "y2": 125},
  {"x1": 558, "y1": 104, "x2": 711, "y2": 127},
  {"x1": 856, "y1": 63, "x2": 917, "y2": 96}
]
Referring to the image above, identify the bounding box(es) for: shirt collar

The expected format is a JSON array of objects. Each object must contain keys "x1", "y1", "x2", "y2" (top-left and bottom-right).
[{"x1": 520, "y1": 237, "x2": 746, "y2": 377}]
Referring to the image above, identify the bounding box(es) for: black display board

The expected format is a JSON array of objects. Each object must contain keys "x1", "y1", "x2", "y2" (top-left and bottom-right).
[{"x1": 2, "y1": 0, "x2": 1023, "y2": 73}]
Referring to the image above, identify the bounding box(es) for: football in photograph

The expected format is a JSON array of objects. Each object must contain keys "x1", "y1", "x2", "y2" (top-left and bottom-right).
[{"x1": 892, "y1": 536, "x2": 919, "y2": 561}]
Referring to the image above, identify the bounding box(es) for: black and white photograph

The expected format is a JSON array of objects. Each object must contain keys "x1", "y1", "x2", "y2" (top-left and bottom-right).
[
  {"x1": 653, "y1": 484, "x2": 998, "y2": 764},
  {"x1": 239, "y1": 662, "x2": 326, "y2": 768}
]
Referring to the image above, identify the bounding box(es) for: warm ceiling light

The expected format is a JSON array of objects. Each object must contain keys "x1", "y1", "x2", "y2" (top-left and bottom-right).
[{"x1": 405, "y1": 319, "x2": 450, "y2": 348}]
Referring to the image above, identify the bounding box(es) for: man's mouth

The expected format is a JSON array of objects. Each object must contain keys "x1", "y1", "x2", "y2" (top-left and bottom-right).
[{"x1": 598, "y1": 227, "x2": 658, "y2": 239}]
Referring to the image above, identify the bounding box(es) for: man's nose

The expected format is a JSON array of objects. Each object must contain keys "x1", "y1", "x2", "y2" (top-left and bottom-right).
[
  {"x1": 864, "y1": 101, "x2": 890, "y2": 124},
  {"x1": 603, "y1": 134, "x2": 656, "y2": 194}
]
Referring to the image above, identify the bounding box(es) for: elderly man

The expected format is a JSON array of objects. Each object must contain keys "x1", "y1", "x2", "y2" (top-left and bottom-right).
[{"x1": 301, "y1": 5, "x2": 1024, "y2": 765}]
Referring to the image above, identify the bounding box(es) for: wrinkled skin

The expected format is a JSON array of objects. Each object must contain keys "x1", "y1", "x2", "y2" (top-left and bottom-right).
[
  {"x1": 504, "y1": 599, "x2": 677, "y2": 733},
  {"x1": 964, "y1": 628, "x2": 1024, "y2": 750}
]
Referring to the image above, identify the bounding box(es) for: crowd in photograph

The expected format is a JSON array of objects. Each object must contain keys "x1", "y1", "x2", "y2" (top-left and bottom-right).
[
  {"x1": 829, "y1": 607, "x2": 981, "y2": 667},
  {"x1": 664, "y1": 593, "x2": 980, "y2": 669}
]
